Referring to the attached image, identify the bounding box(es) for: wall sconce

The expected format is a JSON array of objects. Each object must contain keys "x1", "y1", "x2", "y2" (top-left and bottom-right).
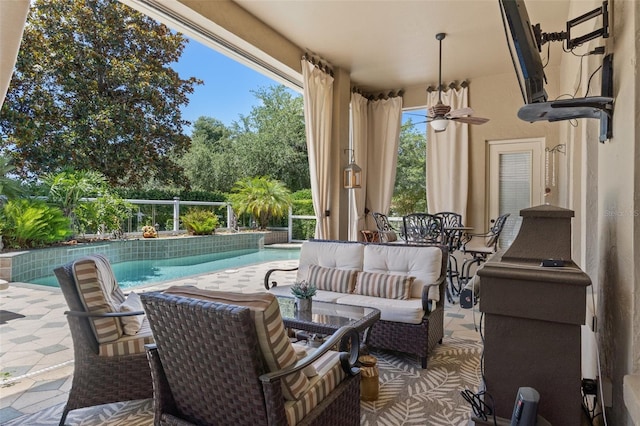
[{"x1": 343, "y1": 149, "x2": 362, "y2": 189}]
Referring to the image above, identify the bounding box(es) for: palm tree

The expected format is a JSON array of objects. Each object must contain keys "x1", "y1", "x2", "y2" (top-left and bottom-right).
[
  {"x1": 0, "y1": 156, "x2": 25, "y2": 202},
  {"x1": 228, "y1": 176, "x2": 292, "y2": 230}
]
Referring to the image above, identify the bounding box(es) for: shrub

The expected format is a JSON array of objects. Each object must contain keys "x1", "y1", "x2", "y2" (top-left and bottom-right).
[
  {"x1": 181, "y1": 208, "x2": 219, "y2": 235},
  {"x1": 75, "y1": 194, "x2": 132, "y2": 236},
  {"x1": 1, "y1": 199, "x2": 72, "y2": 248}
]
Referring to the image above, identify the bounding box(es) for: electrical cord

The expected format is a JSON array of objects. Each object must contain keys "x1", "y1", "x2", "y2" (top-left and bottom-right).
[{"x1": 461, "y1": 389, "x2": 497, "y2": 425}]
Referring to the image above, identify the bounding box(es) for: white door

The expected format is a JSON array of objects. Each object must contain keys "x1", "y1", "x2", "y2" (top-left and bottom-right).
[{"x1": 488, "y1": 138, "x2": 544, "y2": 248}]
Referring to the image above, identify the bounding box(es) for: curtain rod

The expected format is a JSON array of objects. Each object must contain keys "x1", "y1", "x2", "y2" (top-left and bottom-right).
[
  {"x1": 351, "y1": 87, "x2": 405, "y2": 101},
  {"x1": 302, "y1": 53, "x2": 334, "y2": 77},
  {"x1": 427, "y1": 80, "x2": 469, "y2": 92}
]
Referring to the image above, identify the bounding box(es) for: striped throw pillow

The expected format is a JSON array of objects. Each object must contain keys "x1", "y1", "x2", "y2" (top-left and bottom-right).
[
  {"x1": 306, "y1": 265, "x2": 358, "y2": 293},
  {"x1": 354, "y1": 271, "x2": 414, "y2": 300},
  {"x1": 163, "y1": 286, "x2": 310, "y2": 401}
]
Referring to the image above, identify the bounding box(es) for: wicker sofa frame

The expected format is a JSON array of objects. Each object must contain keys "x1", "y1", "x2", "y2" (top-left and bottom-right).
[
  {"x1": 54, "y1": 262, "x2": 153, "y2": 426},
  {"x1": 141, "y1": 291, "x2": 361, "y2": 426},
  {"x1": 265, "y1": 240, "x2": 447, "y2": 369}
]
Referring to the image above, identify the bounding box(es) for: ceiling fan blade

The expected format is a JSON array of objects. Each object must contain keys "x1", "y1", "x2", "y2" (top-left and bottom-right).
[
  {"x1": 450, "y1": 116, "x2": 490, "y2": 125},
  {"x1": 446, "y1": 107, "x2": 475, "y2": 118}
]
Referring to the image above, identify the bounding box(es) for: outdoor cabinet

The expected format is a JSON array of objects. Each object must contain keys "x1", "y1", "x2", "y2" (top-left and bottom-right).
[{"x1": 478, "y1": 205, "x2": 591, "y2": 426}]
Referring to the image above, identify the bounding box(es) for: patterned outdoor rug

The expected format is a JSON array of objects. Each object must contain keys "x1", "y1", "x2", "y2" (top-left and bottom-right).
[{"x1": 5, "y1": 336, "x2": 481, "y2": 426}]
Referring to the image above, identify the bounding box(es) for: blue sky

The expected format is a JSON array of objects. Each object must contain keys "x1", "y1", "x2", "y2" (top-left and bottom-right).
[
  {"x1": 172, "y1": 37, "x2": 283, "y2": 132},
  {"x1": 173, "y1": 37, "x2": 426, "y2": 135}
]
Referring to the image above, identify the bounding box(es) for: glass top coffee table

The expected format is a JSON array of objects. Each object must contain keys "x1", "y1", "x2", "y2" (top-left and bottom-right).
[{"x1": 277, "y1": 297, "x2": 380, "y2": 337}]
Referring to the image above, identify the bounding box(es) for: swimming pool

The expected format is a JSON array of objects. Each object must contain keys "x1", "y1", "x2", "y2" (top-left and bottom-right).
[{"x1": 31, "y1": 248, "x2": 300, "y2": 289}]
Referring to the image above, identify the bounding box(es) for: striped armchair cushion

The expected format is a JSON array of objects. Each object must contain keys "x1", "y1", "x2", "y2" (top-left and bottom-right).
[
  {"x1": 306, "y1": 265, "x2": 358, "y2": 293},
  {"x1": 98, "y1": 319, "x2": 154, "y2": 356},
  {"x1": 354, "y1": 271, "x2": 414, "y2": 300},
  {"x1": 284, "y1": 350, "x2": 346, "y2": 425},
  {"x1": 163, "y1": 286, "x2": 310, "y2": 401},
  {"x1": 72, "y1": 255, "x2": 125, "y2": 343}
]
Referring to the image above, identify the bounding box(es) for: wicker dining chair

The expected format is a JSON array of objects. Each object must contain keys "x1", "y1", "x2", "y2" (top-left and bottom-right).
[
  {"x1": 140, "y1": 288, "x2": 361, "y2": 426},
  {"x1": 54, "y1": 255, "x2": 153, "y2": 425}
]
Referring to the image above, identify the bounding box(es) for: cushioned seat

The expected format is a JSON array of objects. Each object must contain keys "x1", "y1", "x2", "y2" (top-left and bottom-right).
[
  {"x1": 54, "y1": 254, "x2": 153, "y2": 426},
  {"x1": 140, "y1": 287, "x2": 361, "y2": 425}
]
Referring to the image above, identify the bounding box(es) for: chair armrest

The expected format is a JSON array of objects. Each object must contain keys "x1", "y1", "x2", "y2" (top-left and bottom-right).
[
  {"x1": 421, "y1": 276, "x2": 445, "y2": 313},
  {"x1": 64, "y1": 310, "x2": 145, "y2": 317},
  {"x1": 259, "y1": 325, "x2": 360, "y2": 384},
  {"x1": 264, "y1": 267, "x2": 299, "y2": 290}
]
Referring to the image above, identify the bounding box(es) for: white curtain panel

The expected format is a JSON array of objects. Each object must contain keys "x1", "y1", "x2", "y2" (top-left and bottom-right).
[
  {"x1": 301, "y1": 59, "x2": 334, "y2": 239},
  {"x1": 365, "y1": 96, "x2": 403, "y2": 220},
  {"x1": 426, "y1": 86, "x2": 469, "y2": 224},
  {"x1": 0, "y1": 0, "x2": 30, "y2": 107},
  {"x1": 349, "y1": 92, "x2": 368, "y2": 241}
]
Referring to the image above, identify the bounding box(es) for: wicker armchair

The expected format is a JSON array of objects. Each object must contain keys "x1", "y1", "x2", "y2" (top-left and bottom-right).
[
  {"x1": 140, "y1": 289, "x2": 361, "y2": 426},
  {"x1": 54, "y1": 255, "x2": 153, "y2": 425}
]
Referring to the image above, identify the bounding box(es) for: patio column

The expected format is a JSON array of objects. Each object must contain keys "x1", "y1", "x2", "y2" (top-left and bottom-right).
[{"x1": 331, "y1": 67, "x2": 351, "y2": 240}]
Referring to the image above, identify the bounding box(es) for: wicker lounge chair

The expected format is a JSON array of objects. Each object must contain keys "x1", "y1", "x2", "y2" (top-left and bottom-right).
[
  {"x1": 140, "y1": 288, "x2": 361, "y2": 426},
  {"x1": 54, "y1": 255, "x2": 153, "y2": 425}
]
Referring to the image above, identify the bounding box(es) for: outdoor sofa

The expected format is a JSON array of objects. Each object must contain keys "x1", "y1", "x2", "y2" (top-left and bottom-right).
[{"x1": 265, "y1": 239, "x2": 447, "y2": 368}]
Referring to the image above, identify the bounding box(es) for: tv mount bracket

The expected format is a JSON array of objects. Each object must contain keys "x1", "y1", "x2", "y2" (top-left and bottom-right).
[{"x1": 534, "y1": 1, "x2": 609, "y2": 50}]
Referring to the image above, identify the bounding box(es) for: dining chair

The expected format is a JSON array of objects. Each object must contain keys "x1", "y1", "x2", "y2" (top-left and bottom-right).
[
  {"x1": 402, "y1": 213, "x2": 443, "y2": 244},
  {"x1": 459, "y1": 213, "x2": 511, "y2": 288},
  {"x1": 434, "y1": 211, "x2": 463, "y2": 303},
  {"x1": 372, "y1": 212, "x2": 402, "y2": 242}
]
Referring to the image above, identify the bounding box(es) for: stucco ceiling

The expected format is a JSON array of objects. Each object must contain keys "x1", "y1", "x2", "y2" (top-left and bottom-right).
[{"x1": 232, "y1": 0, "x2": 570, "y2": 92}]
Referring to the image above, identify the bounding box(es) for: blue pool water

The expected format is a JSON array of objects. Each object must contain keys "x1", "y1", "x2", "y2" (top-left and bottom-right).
[{"x1": 31, "y1": 248, "x2": 300, "y2": 289}]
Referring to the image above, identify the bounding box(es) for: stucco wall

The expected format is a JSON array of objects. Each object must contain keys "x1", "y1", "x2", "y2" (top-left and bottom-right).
[
  {"x1": 465, "y1": 68, "x2": 560, "y2": 234},
  {"x1": 558, "y1": 0, "x2": 638, "y2": 423}
]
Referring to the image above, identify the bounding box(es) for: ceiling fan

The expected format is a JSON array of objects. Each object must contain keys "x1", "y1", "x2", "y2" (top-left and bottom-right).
[{"x1": 422, "y1": 33, "x2": 490, "y2": 132}]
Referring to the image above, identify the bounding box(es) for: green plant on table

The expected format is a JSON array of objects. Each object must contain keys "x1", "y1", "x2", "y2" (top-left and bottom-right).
[{"x1": 290, "y1": 280, "x2": 317, "y2": 299}]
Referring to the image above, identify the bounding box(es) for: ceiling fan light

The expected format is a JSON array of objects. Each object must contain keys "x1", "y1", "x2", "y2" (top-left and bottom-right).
[{"x1": 430, "y1": 119, "x2": 449, "y2": 132}]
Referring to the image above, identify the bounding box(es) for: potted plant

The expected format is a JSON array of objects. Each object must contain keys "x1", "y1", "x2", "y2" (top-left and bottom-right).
[
  {"x1": 142, "y1": 225, "x2": 158, "y2": 238},
  {"x1": 290, "y1": 280, "x2": 316, "y2": 312}
]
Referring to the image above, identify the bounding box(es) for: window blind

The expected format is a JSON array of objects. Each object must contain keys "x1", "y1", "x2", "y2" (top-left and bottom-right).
[{"x1": 498, "y1": 152, "x2": 531, "y2": 247}]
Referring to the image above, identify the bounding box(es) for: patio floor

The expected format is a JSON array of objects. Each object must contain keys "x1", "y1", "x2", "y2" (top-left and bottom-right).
[{"x1": 0, "y1": 252, "x2": 481, "y2": 424}]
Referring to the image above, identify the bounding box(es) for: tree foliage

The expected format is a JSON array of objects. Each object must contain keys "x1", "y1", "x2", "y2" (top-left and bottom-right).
[
  {"x1": 0, "y1": 156, "x2": 25, "y2": 201},
  {"x1": 0, "y1": 0, "x2": 201, "y2": 187},
  {"x1": 178, "y1": 86, "x2": 308, "y2": 193},
  {"x1": 391, "y1": 120, "x2": 427, "y2": 215},
  {"x1": 178, "y1": 117, "x2": 237, "y2": 192}
]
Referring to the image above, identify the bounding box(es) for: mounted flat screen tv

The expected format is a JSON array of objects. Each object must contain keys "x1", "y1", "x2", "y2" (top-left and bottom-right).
[{"x1": 499, "y1": 0, "x2": 548, "y2": 104}]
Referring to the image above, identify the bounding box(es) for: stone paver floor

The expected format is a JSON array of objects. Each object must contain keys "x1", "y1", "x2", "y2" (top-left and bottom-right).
[{"x1": 0, "y1": 251, "x2": 481, "y2": 424}]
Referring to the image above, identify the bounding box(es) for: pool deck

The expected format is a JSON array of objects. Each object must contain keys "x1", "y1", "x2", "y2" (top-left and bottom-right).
[{"x1": 0, "y1": 248, "x2": 479, "y2": 424}]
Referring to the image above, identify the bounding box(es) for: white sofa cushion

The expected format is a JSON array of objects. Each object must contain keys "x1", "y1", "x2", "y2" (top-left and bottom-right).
[
  {"x1": 296, "y1": 241, "x2": 364, "y2": 283},
  {"x1": 336, "y1": 294, "x2": 425, "y2": 324},
  {"x1": 362, "y1": 244, "x2": 443, "y2": 301}
]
